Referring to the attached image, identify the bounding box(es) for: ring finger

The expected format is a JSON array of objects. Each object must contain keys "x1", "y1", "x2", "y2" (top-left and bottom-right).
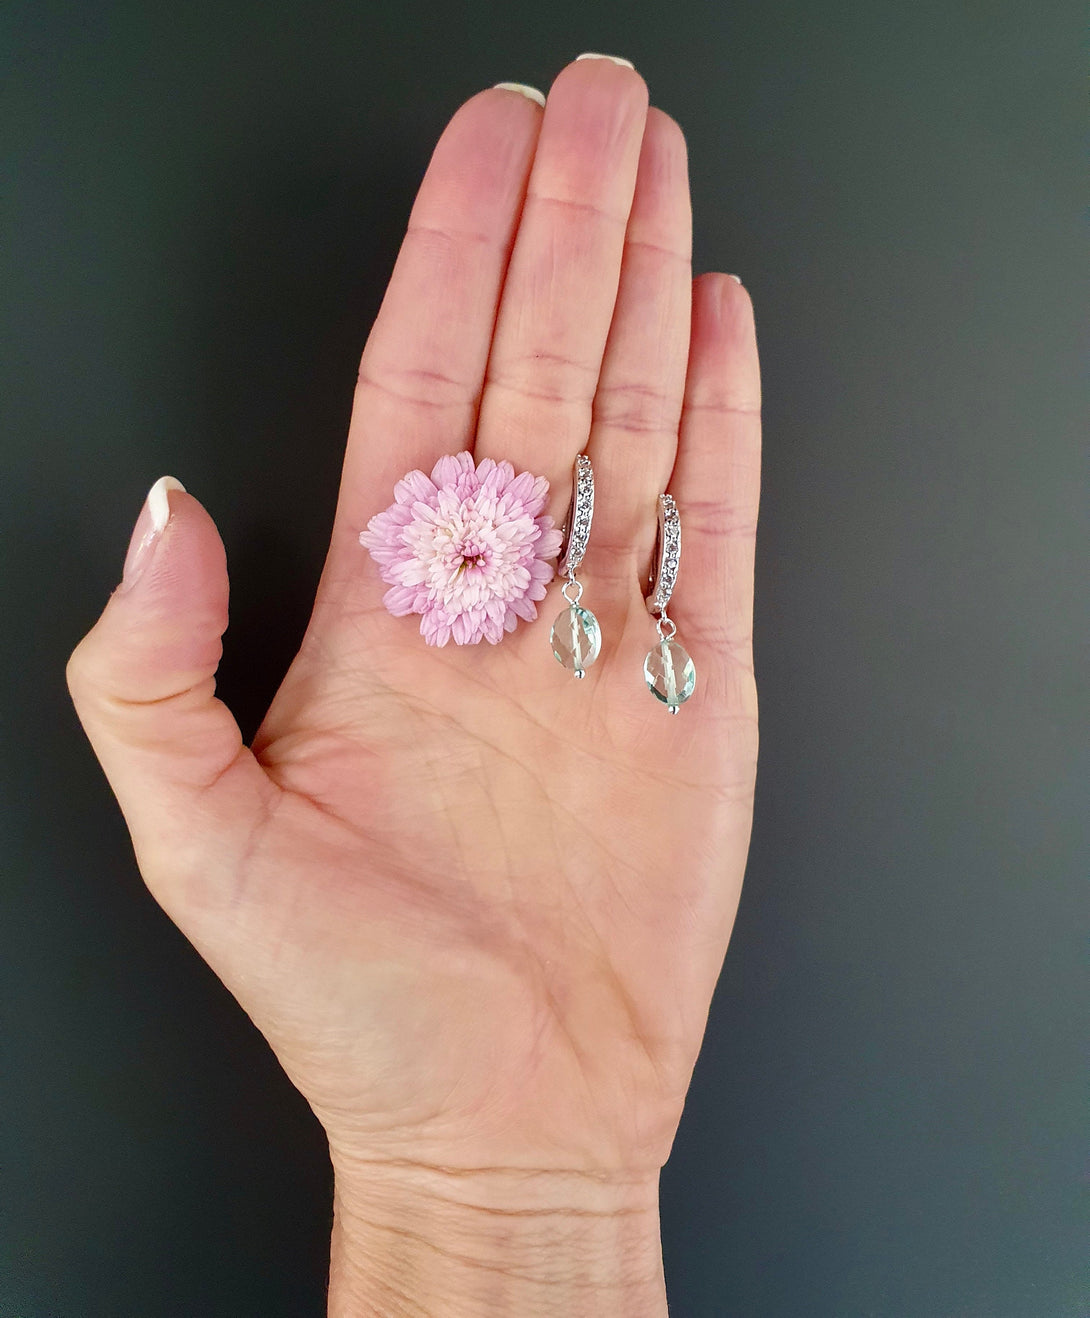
[{"x1": 582, "y1": 107, "x2": 692, "y2": 601}]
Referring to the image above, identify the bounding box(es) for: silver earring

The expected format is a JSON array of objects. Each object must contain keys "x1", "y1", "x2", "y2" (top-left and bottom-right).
[
  {"x1": 551, "y1": 454, "x2": 601, "y2": 679},
  {"x1": 644, "y1": 493, "x2": 696, "y2": 712}
]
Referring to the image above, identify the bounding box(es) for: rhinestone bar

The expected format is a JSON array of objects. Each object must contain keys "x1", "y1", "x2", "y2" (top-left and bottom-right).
[
  {"x1": 559, "y1": 453, "x2": 595, "y2": 574},
  {"x1": 647, "y1": 493, "x2": 681, "y2": 615}
]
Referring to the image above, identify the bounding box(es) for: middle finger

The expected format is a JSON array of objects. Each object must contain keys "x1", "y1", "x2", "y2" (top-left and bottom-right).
[{"x1": 473, "y1": 56, "x2": 649, "y2": 519}]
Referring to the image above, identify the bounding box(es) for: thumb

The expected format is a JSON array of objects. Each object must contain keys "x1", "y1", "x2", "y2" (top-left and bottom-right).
[{"x1": 67, "y1": 476, "x2": 273, "y2": 894}]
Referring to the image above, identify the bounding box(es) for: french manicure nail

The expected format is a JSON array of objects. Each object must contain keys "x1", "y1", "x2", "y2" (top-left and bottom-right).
[
  {"x1": 119, "y1": 475, "x2": 186, "y2": 592},
  {"x1": 575, "y1": 52, "x2": 636, "y2": 69},
  {"x1": 493, "y1": 82, "x2": 546, "y2": 107}
]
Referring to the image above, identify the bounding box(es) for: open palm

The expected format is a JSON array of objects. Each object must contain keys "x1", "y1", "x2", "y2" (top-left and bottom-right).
[{"x1": 68, "y1": 57, "x2": 760, "y2": 1211}]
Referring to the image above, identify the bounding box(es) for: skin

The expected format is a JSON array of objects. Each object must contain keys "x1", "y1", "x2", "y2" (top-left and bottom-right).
[{"x1": 67, "y1": 56, "x2": 761, "y2": 1316}]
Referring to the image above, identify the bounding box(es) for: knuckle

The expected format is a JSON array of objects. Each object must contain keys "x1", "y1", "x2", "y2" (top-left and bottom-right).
[{"x1": 594, "y1": 379, "x2": 679, "y2": 435}]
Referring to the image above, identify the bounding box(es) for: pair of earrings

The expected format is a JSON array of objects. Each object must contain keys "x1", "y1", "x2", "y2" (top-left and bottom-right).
[{"x1": 549, "y1": 454, "x2": 697, "y2": 713}]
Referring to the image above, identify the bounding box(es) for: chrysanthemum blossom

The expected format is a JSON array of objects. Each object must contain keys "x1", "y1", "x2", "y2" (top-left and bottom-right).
[{"x1": 359, "y1": 452, "x2": 564, "y2": 646}]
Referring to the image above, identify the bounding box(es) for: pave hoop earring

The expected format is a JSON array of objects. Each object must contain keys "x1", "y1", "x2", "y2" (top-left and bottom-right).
[
  {"x1": 550, "y1": 454, "x2": 601, "y2": 679},
  {"x1": 644, "y1": 493, "x2": 697, "y2": 712}
]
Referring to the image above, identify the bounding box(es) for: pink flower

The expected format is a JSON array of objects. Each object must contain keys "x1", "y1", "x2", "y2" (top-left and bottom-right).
[{"x1": 360, "y1": 452, "x2": 564, "y2": 646}]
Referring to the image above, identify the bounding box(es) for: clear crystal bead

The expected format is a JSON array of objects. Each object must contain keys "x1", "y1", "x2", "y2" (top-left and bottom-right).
[
  {"x1": 644, "y1": 639, "x2": 696, "y2": 711},
  {"x1": 551, "y1": 605, "x2": 601, "y2": 677}
]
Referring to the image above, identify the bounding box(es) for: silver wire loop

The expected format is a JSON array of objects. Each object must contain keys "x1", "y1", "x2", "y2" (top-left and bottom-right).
[
  {"x1": 646, "y1": 492, "x2": 681, "y2": 616},
  {"x1": 558, "y1": 454, "x2": 595, "y2": 575},
  {"x1": 655, "y1": 612, "x2": 677, "y2": 643},
  {"x1": 561, "y1": 573, "x2": 584, "y2": 606}
]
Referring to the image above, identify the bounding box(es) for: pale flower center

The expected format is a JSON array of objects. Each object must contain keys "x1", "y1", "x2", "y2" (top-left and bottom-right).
[
  {"x1": 455, "y1": 538, "x2": 488, "y2": 570},
  {"x1": 419, "y1": 501, "x2": 531, "y2": 606}
]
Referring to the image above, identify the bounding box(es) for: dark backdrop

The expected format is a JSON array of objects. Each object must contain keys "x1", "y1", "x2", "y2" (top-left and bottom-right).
[{"x1": 3, "y1": 2, "x2": 1086, "y2": 1315}]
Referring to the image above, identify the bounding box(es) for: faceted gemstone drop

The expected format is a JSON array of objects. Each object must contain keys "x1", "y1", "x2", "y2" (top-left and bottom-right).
[
  {"x1": 644, "y1": 639, "x2": 696, "y2": 711},
  {"x1": 551, "y1": 605, "x2": 601, "y2": 677}
]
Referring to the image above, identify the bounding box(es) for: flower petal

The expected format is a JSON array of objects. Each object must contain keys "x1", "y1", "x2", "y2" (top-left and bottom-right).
[
  {"x1": 422, "y1": 613, "x2": 452, "y2": 647},
  {"x1": 536, "y1": 526, "x2": 563, "y2": 558},
  {"x1": 392, "y1": 558, "x2": 429, "y2": 586},
  {"x1": 382, "y1": 584, "x2": 419, "y2": 616},
  {"x1": 504, "y1": 470, "x2": 535, "y2": 503},
  {"x1": 431, "y1": 451, "x2": 475, "y2": 489},
  {"x1": 394, "y1": 470, "x2": 438, "y2": 505}
]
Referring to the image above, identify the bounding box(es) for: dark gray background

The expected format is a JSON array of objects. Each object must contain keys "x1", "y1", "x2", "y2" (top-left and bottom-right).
[{"x1": 3, "y1": 1, "x2": 1086, "y2": 1314}]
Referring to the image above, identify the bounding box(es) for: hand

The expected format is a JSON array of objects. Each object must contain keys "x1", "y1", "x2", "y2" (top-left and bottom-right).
[{"x1": 67, "y1": 55, "x2": 761, "y2": 1317}]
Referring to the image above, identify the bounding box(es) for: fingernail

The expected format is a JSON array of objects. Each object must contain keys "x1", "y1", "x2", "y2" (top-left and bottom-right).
[
  {"x1": 493, "y1": 82, "x2": 546, "y2": 107},
  {"x1": 575, "y1": 52, "x2": 636, "y2": 69},
  {"x1": 119, "y1": 475, "x2": 186, "y2": 592},
  {"x1": 728, "y1": 274, "x2": 743, "y2": 284}
]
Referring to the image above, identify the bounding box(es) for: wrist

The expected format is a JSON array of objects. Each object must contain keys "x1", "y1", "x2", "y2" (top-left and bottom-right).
[{"x1": 326, "y1": 1156, "x2": 668, "y2": 1317}]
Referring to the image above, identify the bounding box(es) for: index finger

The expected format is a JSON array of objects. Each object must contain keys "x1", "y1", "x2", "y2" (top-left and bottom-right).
[{"x1": 324, "y1": 86, "x2": 544, "y2": 594}]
